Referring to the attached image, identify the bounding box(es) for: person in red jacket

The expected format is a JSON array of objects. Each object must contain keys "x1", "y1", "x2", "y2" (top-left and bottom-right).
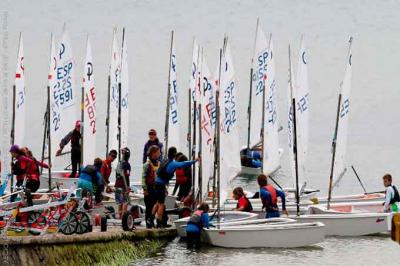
[
  {"x1": 23, "y1": 147, "x2": 49, "y2": 193},
  {"x1": 172, "y1": 154, "x2": 192, "y2": 201},
  {"x1": 233, "y1": 187, "x2": 253, "y2": 212},
  {"x1": 100, "y1": 150, "x2": 117, "y2": 193}
]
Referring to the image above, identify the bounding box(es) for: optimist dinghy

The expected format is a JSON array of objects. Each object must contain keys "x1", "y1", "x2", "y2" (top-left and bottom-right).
[{"x1": 204, "y1": 221, "x2": 325, "y2": 248}]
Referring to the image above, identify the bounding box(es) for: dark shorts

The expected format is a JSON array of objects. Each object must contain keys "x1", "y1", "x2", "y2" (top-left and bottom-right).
[
  {"x1": 115, "y1": 188, "x2": 128, "y2": 204},
  {"x1": 154, "y1": 183, "x2": 167, "y2": 204}
]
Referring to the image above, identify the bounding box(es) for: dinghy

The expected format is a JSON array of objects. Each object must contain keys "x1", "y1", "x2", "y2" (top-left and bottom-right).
[
  {"x1": 204, "y1": 221, "x2": 325, "y2": 248},
  {"x1": 292, "y1": 205, "x2": 390, "y2": 236}
]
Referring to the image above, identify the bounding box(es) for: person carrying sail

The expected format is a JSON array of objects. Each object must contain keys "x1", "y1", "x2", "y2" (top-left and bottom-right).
[
  {"x1": 232, "y1": 187, "x2": 253, "y2": 212},
  {"x1": 56, "y1": 120, "x2": 82, "y2": 177},
  {"x1": 152, "y1": 147, "x2": 199, "y2": 228},
  {"x1": 257, "y1": 174, "x2": 288, "y2": 218},
  {"x1": 142, "y1": 129, "x2": 163, "y2": 163},
  {"x1": 383, "y1": 174, "x2": 400, "y2": 213}
]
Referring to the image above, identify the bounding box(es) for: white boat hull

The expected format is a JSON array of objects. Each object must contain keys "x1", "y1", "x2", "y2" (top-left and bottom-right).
[
  {"x1": 174, "y1": 211, "x2": 258, "y2": 238},
  {"x1": 291, "y1": 206, "x2": 391, "y2": 236},
  {"x1": 204, "y1": 222, "x2": 325, "y2": 248}
]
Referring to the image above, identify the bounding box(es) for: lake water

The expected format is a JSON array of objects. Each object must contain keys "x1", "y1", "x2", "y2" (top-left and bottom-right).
[{"x1": 1, "y1": 0, "x2": 400, "y2": 264}]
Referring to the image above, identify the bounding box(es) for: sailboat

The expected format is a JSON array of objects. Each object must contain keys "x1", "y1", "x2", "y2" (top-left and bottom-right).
[
  {"x1": 291, "y1": 37, "x2": 390, "y2": 236},
  {"x1": 241, "y1": 19, "x2": 283, "y2": 176},
  {"x1": 40, "y1": 25, "x2": 80, "y2": 190},
  {"x1": 175, "y1": 40, "x2": 258, "y2": 238},
  {"x1": 7, "y1": 33, "x2": 27, "y2": 194}
]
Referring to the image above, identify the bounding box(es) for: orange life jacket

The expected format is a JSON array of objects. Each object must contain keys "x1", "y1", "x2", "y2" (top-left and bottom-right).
[
  {"x1": 262, "y1": 185, "x2": 278, "y2": 206},
  {"x1": 146, "y1": 161, "x2": 159, "y2": 186}
]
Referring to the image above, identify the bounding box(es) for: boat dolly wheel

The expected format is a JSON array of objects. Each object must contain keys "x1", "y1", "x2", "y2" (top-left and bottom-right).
[
  {"x1": 74, "y1": 211, "x2": 92, "y2": 234},
  {"x1": 122, "y1": 211, "x2": 135, "y2": 231},
  {"x1": 59, "y1": 213, "x2": 78, "y2": 235}
]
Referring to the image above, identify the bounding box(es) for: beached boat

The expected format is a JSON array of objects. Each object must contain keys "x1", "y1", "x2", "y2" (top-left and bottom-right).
[{"x1": 204, "y1": 221, "x2": 325, "y2": 248}]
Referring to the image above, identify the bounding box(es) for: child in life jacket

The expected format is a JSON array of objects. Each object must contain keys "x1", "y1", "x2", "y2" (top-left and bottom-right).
[
  {"x1": 173, "y1": 154, "x2": 192, "y2": 201},
  {"x1": 383, "y1": 174, "x2": 400, "y2": 213},
  {"x1": 186, "y1": 202, "x2": 210, "y2": 248},
  {"x1": 233, "y1": 187, "x2": 253, "y2": 212}
]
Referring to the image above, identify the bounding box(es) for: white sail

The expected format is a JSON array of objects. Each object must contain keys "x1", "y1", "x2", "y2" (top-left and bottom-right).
[
  {"x1": 333, "y1": 38, "x2": 353, "y2": 181},
  {"x1": 53, "y1": 25, "x2": 78, "y2": 154},
  {"x1": 82, "y1": 37, "x2": 96, "y2": 166},
  {"x1": 48, "y1": 34, "x2": 58, "y2": 165},
  {"x1": 249, "y1": 20, "x2": 269, "y2": 148},
  {"x1": 167, "y1": 35, "x2": 180, "y2": 151},
  {"x1": 295, "y1": 36, "x2": 310, "y2": 187},
  {"x1": 219, "y1": 40, "x2": 241, "y2": 205},
  {"x1": 200, "y1": 56, "x2": 216, "y2": 199},
  {"x1": 120, "y1": 30, "x2": 129, "y2": 149},
  {"x1": 262, "y1": 39, "x2": 280, "y2": 175},
  {"x1": 108, "y1": 29, "x2": 121, "y2": 153},
  {"x1": 14, "y1": 33, "x2": 26, "y2": 146}
]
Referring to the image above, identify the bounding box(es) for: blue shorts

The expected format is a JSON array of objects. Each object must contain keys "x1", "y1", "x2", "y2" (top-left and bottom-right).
[{"x1": 265, "y1": 210, "x2": 280, "y2": 219}]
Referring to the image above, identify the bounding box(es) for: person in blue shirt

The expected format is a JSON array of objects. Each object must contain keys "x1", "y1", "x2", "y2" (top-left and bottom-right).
[
  {"x1": 186, "y1": 202, "x2": 210, "y2": 248},
  {"x1": 77, "y1": 158, "x2": 103, "y2": 204},
  {"x1": 257, "y1": 174, "x2": 288, "y2": 218},
  {"x1": 153, "y1": 147, "x2": 199, "y2": 228}
]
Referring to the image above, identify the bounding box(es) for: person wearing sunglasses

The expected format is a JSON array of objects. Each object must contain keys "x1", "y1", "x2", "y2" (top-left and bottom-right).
[{"x1": 100, "y1": 149, "x2": 118, "y2": 194}]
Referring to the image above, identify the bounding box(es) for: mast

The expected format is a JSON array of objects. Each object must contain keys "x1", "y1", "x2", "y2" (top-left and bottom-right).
[
  {"x1": 289, "y1": 45, "x2": 300, "y2": 216},
  {"x1": 46, "y1": 84, "x2": 52, "y2": 191},
  {"x1": 118, "y1": 28, "x2": 125, "y2": 161},
  {"x1": 247, "y1": 18, "x2": 259, "y2": 150},
  {"x1": 197, "y1": 48, "x2": 204, "y2": 202},
  {"x1": 105, "y1": 74, "x2": 111, "y2": 156},
  {"x1": 164, "y1": 31, "x2": 174, "y2": 153},
  {"x1": 212, "y1": 48, "x2": 223, "y2": 209},
  {"x1": 191, "y1": 46, "x2": 200, "y2": 202},
  {"x1": 217, "y1": 37, "x2": 227, "y2": 222},
  {"x1": 328, "y1": 37, "x2": 353, "y2": 209}
]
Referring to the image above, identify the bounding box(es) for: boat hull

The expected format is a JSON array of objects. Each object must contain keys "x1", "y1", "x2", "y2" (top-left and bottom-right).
[
  {"x1": 291, "y1": 206, "x2": 391, "y2": 236},
  {"x1": 204, "y1": 222, "x2": 325, "y2": 248}
]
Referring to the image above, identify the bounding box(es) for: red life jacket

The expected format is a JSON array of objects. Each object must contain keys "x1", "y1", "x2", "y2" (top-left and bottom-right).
[
  {"x1": 146, "y1": 161, "x2": 159, "y2": 186},
  {"x1": 175, "y1": 168, "x2": 188, "y2": 185},
  {"x1": 262, "y1": 185, "x2": 278, "y2": 206}
]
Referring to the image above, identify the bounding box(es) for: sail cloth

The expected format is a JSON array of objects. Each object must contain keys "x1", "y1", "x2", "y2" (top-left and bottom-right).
[
  {"x1": 295, "y1": 36, "x2": 310, "y2": 188},
  {"x1": 48, "y1": 25, "x2": 78, "y2": 164},
  {"x1": 107, "y1": 29, "x2": 121, "y2": 153},
  {"x1": 262, "y1": 38, "x2": 280, "y2": 175},
  {"x1": 120, "y1": 30, "x2": 129, "y2": 149},
  {"x1": 332, "y1": 38, "x2": 353, "y2": 182},
  {"x1": 14, "y1": 33, "x2": 26, "y2": 146},
  {"x1": 82, "y1": 37, "x2": 96, "y2": 166},
  {"x1": 200, "y1": 56, "x2": 216, "y2": 200},
  {"x1": 51, "y1": 25, "x2": 78, "y2": 156},
  {"x1": 249, "y1": 20, "x2": 269, "y2": 148},
  {"x1": 166, "y1": 35, "x2": 180, "y2": 151},
  {"x1": 219, "y1": 40, "x2": 241, "y2": 205}
]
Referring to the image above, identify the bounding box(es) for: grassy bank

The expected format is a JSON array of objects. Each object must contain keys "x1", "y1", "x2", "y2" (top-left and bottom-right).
[{"x1": 12, "y1": 239, "x2": 166, "y2": 266}]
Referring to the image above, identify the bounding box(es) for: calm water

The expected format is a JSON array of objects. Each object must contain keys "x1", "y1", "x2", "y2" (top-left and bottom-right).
[{"x1": 1, "y1": 0, "x2": 400, "y2": 264}]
